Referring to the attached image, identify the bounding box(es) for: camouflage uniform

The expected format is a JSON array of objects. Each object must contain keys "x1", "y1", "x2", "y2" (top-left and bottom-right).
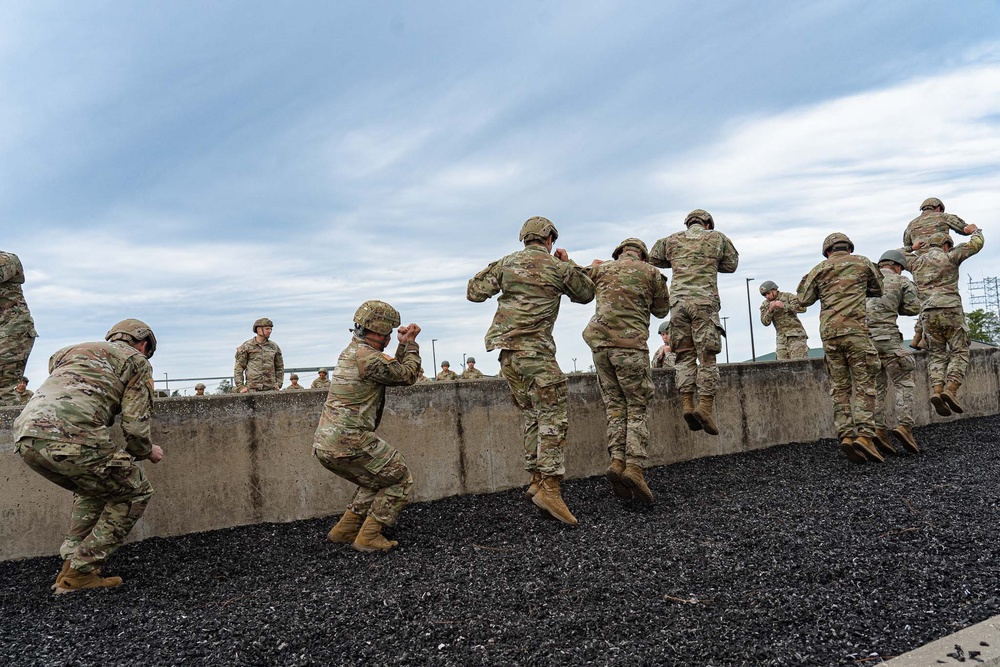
[
  {"x1": 867, "y1": 267, "x2": 921, "y2": 430},
  {"x1": 13, "y1": 341, "x2": 155, "y2": 573},
  {"x1": 467, "y1": 245, "x2": 594, "y2": 477},
  {"x1": 649, "y1": 219, "x2": 739, "y2": 398},
  {"x1": 760, "y1": 291, "x2": 809, "y2": 360},
  {"x1": 312, "y1": 336, "x2": 421, "y2": 526},
  {"x1": 16, "y1": 387, "x2": 34, "y2": 404},
  {"x1": 581, "y1": 246, "x2": 670, "y2": 467},
  {"x1": 903, "y1": 209, "x2": 969, "y2": 251},
  {"x1": 797, "y1": 249, "x2": 883, "y2": 440},
  {"x1": 461, "y1": 368, "x2": 484, "y2": 379},
  {"x1": 311, "y1": 372, "x2": 331, "y2": 390},
  {"x1": 905, "y1": 230, "x2": 984, "y2": 388},
  {"x1": 0, "y1": 251, "x2": 38, "y2": 407},
  {"x1": 283, "y1": 383, "x2": 306, "y2": 391},
  {"x1": 234, "y1": 337, "x2": 284, "y2": 392},
  {"x1": 436, "y1": 368, "x2": 460, "y2": 381},
  {"x1": 651, "y1": 345, "x2": 675, "y2": 369}
]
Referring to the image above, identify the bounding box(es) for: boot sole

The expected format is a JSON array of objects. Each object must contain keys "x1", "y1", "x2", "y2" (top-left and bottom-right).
[
  {"x1": 683, "y1": 412, "x2": 703, "y2": 432},
  {"x1": 693, "y1": 411, "x2": 719, "y2": 436},
  {"x1": 839, "y1": 441, "x2": 867, "y2": 464},
  {"x1": 856, "y1": 441, "x2": 886, "y2": 463},
  {"x1": 930, "y1": 395, "x2": 952, "y2": 417},
  {"x1": 352, "y1": 542, "x2": 398, "y2": 553},
  {"x1": 941, "y1": 393, "x2": 964, "y2": 414},
  {"x1": 891, "y1": 428, "x2": 920, "y2": 455},
  {"x1": 873, "y1": 435, "x2": 897, "y2": 456},
  {"x1": 530, "y1": 494, "x2": 578, "y2": 526}
]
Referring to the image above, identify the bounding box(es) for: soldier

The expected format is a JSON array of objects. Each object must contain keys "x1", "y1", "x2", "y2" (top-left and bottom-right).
[
  {"x1": 467, "y1": 216, "x2": 595, "y2": 525},
  {"x1": 284, "y1": 373, "x2": 306, "y2": 391},
  {"x1": 0, "y1": 250, "x2": 38, "y2": 406},
  {"x1": 234, "y1": 317, "x2": 284, "y2": 393},
  {"x1": 436, "y1": 361, "x2": 460, "y2": 381},
  {"x1": 797, "y1": 233, "x2": 884, "y2": 464},
  {"x1": 650, "y1": 209, "x2": 739, "y2": 435},
  {"x1": 416, "y1": 367, "x2": 431, "y2": 383},
  {"x1": 581, "y1": 238, "x2": 670, "y2": 504},
  {"x1": 866, "y1": 250, "x2": 922, "y2": 454},
  {"x1": 904, "y1": 226, "x2": 984, "y2": 416},
  {"x1": 461, "y1": 357, "x2": 484, "y2": 379},
  {"x1": 15, "y1": 376, "x2": 33, "y2": 404},
  {"x1": 651, "y1": 321, "x2": 675, "y2": 369},
  {"x1": 314, "y1": 301, "x2": 421, "y2": 552},
  {"x1": 13, "y1": 319, "x2": 163, "y2": 592},
  {"x1": 194, "y1": 382, "x2": 207, "y2": 396},
  {"x1": 903, "y1": 197, "x2": 975, "y2": 251},
  {"x1": 758, "y1": 280, "x2": 809, "y2": 360},
  {"x1": 311, "y1": 368, "x2": 331, "y2": 390}
]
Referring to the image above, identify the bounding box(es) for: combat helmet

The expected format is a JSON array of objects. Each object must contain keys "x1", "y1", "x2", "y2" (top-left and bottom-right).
[
  {"x1": 106, "y1": 318, "x2": 157, "y2": 359},
  {"x1": 612, "y1": 237, "x2": 649, "y2": 260},
  {"x1": 441, "y1": 361, "x2": 450, "y2": 367},
  {"x1": 657, "y1": 321, "x2": 669, "y2": 334},
  {"x1": 822, "y1": 232, "x2": 854, "y2": 257},
  {"x1": 927, "y1": 232, "x2": 952, "y2": 249},
  {"x1": 920, "y1": 197, "x2": 944, "y2": 212},
  {"x1": 684, "y1": 209, "x2": 715, "y2": 230},
  {"x1": 466, "y1": 357, "x2": 476, "y2": 364},
  {"x1": 194, "y1": 383, "x2": 206, "y2": 390},
  {"x1": 353, "y1": 300, "x2": 400, "y2": 335},
  {"x1": 878, "y1": 249, "x2": 907, "y2": 269},
  {"x1": 519, "y1": 216, "x2": 559, "y2": 243},
  {"x1": 252, "y1": 317, "x2": 274, "y2": 333},
  {"x1": 759, "y1": 280, "x2": 778, "y2": 296}
]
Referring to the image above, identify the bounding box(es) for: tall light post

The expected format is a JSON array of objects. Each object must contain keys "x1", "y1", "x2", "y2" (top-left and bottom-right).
[
  {"x1": 431, "y1": 339, "x2": 438, "y2": 380},
  {"x1": 721, "y1": 316, "x2": 730, "y2": 364},
  {"x1": 572, "y1": 357, "x2": 577, "y2": 373},
  {"x1": 745, "y1": 278, "x2": 756, "y2": 362}
]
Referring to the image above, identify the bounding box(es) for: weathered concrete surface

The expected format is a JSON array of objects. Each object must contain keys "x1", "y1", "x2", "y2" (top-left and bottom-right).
[
  {"x1": 3, "y1": 349, "x2": 998, "y2": 561},
  {"x1": 884, "y1": 614, "x2": 1000, "y2": 666}
]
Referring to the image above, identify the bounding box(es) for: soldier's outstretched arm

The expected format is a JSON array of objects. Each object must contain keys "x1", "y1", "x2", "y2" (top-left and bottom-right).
[
  {"x1": 121, "y1": 358, "x2": 154, "y2": 460},
  {"x1": 865, "y1": 260, "x2": 884, "y2": 298},
  {"x1": 360, "y1": 342, "x2": 422, "y2": 387},
  {"x1": 718, "y1": 236, "x2": 739, "y2": 274},
  {"x1": 650, "y1": 273, "x2": 670, "y2": 319},
  {"x1": 0, "y1": 252, "x2": 24, "y2": 284},
  {"x1": 796, "y1": 270, "x2": 819, "y2": 308},
  {"x1": 899, "y1": 278, "x2": 921, "y2": 317},
  {"x1": 467, "y1": 260, "x2": 502, "y2": 302},
  {"x1": 648, "y1": 238, "x2": 670, "y2": 269},
  {"x1": 945, "y1": 213, "x2": 970, "y2": 235},
  {"x1": 563, "y1": 266, "x2": 595, "y2": 304},
  {"x1": 951, "y1": 228, "x2": 984, "y2": 264}
]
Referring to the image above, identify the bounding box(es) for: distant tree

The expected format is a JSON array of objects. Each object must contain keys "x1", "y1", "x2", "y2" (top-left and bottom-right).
[
  {"x1": 217, "y1": 378, "x2": 233, "y2": 394},
  {"x1": 966, "y1": 309, "x2": 1000, "y2": 344}
]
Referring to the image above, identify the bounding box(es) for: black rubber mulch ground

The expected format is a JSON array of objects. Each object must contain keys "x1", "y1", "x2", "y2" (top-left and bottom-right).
[{"x1": 2, "y1": 415, "x2": 999, "y2": 666}]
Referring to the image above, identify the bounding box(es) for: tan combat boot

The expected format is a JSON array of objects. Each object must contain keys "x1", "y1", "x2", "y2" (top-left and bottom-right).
[
  {"x1": 891, "y1": 425, "x2": 920, "y2": 454},
  {"x1": 54, "y1": 566, "x2": 123, "y2": 594},
  {"x1": 873, "y1": 428, "x2": 897, "y2": 456},
  {"x1": 622, "y1": 464, "x2": 654, "y2": 505},
  {"x1": 681, "y1": 392, "x2": 702, "y2": 432},
  {"x1": 606, "y1": 459, "x2": 631, "y2": 500},
  {"x1": 327, "y1": 510, "x2": 365, "y2": 544},
  {"x1": 531, "y1": 476, "x2": 578, "y2": 526},
  {"x1": 693, "y1": 395, "x2": 719, "y2": 436},
  {"x1": 854, "y1": 436, "x2": 885, "y2": 463},
  {"x1": 941, "y1": 381, "x2": 964, "y2": 414},
  {"x1": 839, "y1": 437, "x2": 867, "y2": 464},
  {"x1": 50, "y1": 559, "x2": 71, "y2": 591},
  {"x1": 523, "y1": 471, "x2": 543, "y2": 501},
  {"x1": 352, "y1": 515, "x2": 399, "y2": 553},
  {"x1": 930, "y1": 384, "x2": 951, "y2": 417}
]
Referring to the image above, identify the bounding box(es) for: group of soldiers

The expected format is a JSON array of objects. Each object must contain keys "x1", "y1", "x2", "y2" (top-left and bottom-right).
[{"x1": 2, "y1": 197, "x2": 985, "y2": 592}]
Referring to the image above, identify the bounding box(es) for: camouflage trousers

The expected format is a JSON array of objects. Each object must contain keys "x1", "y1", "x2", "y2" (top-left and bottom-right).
[
  {"x1": 592, "y1": 347, "x2": 653, "y2": 467},
  {"x1": 822, "y1": 333, "x2": 880, "y2": 439},
  {"x1": 499, "y1": 349, "x2": 568, "y2": 477},
  {"x1": 873, "y1": 335, "x2": 916, "y2": 429},
  {"x1": 921, "y1": 307, "x2": 970, "y2": 386},
  {"x1": 669, "y1": 302, "x2": 723, "y2": 396},
  {"x1": 16, "y1": 438, "x2": 153, "y2": 573},
  {"x1": 314, "y1": 435, "x2": 412, "y2": 526},
  {"x1": 776, "y1": 335, "x2": 809, "y2": 361},
  {"x1": 0, "y1": 327, "x2": 34, "y2": 407}
]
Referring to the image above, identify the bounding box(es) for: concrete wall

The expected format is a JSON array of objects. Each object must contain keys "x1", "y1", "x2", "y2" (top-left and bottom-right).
[{"x1": 3, "y1": 349, "x2": 999, "y2": 561}]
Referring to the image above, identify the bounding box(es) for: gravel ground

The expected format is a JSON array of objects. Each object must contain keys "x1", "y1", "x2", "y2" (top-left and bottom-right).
[{"x1": 2, "y1": 415, "x2": 999, "y2": 666}]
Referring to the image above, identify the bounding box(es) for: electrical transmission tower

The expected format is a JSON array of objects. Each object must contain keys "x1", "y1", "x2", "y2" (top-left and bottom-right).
[{"x1": 967, "y1": 276, "x2": 1000, "y2": 319}]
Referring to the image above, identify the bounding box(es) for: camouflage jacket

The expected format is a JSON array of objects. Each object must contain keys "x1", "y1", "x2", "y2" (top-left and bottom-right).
[
  {"x1": 311, "y1": 378, "x2": 331, "y2": 389},
  {"x1": 312, "y1": 337, "x2": 421, "y2": 450},
  {"x1": 903, "y1": 210, "x2": 969, "y2": 251},
  {"x1": 0, "y1": 251, "x2": 38, "y2": 341},
  {"x1": 580, "y1": 250, "x2": 670, "y2": 352},
  {"x1": 649, "y1": 223, "x2": 739, "y2": 310},
  {"x1": 651, "y1": 346, "x2": 676, "y2": 369},
  {"x1": 866, "y1": 268, "x2": 921, "y2": 340},
  {"x1": 904, "y1": 230, "x2": 984, "y2": 310},
  {"x1": 234, "y1": 338, "x2": 284, "y2": 390},
  {"x1": 797, "y1": 251, "x2": 883, "y2": 340},
  {"x1": 759, "y1": 291, "x2": 807, "y2": 338},
  {"x1": 436, "y1": 369, "x2": 460, "y2": 381},
  {"x1": 16, "y1": 388, "x2": 33, "y2": 404},
  {"x1": 283, "y1": 383, "x2": 306, "y2": 391},
  {"x1": 467, "y1": 244, "x2": 595, "y2": 355},
  {"x1": 461, "y1": 368, "x2": 484, "y2": 379},
  {"x1": 13, "y1": 341, "x2": 154, "y2": 458}
]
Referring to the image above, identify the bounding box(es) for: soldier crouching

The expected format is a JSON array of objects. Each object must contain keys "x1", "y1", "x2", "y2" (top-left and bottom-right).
[{"x1": 313, "y1": 300, "x2": 421, "y2": 553}]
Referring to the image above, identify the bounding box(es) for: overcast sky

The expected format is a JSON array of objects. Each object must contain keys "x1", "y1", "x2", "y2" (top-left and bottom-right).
[{"x1": 4, "y1": 1, "x2": 999, "y2": 394}]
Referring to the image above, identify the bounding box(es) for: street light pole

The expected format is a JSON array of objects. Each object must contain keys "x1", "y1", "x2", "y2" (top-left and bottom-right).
[
  {"x1": 721, "y1": 316, "x2": 730, "y2": 364},
  {"x1": 431, "y1": 339, "x2": 438, "y2": 380},
  {"x1": 572, "y1": 358, "x2": 577, "y2": 373},
  {"x1": 745, "y1": 278, "x2": 756, "y2": 362}
]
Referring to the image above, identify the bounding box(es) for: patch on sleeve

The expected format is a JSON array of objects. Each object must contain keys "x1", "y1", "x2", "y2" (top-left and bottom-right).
[
  {"x1": 381, "y1": 353, "x2": 394, "y2": 362},
  {"x1": 148, "y1": 379, "x2": 155, "y2": 393}
]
